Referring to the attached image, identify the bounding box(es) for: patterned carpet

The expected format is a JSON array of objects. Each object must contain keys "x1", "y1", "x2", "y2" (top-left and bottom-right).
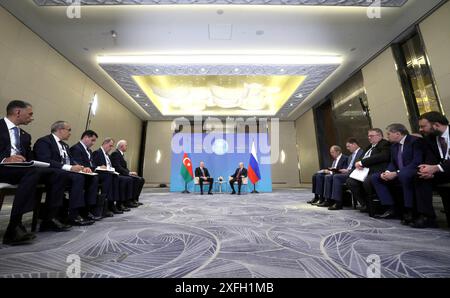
[{"x1": 1, "y1": 189, "x2": 450, "y2": 278}]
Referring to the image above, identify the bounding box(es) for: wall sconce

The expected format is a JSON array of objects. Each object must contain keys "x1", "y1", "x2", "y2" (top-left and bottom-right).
[
  {"x1": 280, "y1": 150, "x2": 286, "y2": 164},
  {"x1": 156, "y1": 150, "x2": 162, "y2": 164},
  {"x1": 85, "y1": 93, "x2": 99, "y2": 130}
]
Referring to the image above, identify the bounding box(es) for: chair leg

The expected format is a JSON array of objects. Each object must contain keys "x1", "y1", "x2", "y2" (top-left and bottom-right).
[
  {"x1": 32, "y1": 189, "x2": 44, "y2": 232},
  {"x1": 0, "y1": 192, "x2": 5, "y2": 212}
]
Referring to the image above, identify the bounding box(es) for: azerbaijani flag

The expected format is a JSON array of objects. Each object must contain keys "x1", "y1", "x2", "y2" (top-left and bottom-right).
[
  {"x1": 248, "y1": 141, "x2": 261, "y2": 184},
  {"x1": 180, "y1": 153, "x2": 194, "y2": 183}
]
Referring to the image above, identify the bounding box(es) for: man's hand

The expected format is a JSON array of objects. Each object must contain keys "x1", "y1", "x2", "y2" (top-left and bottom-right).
[
  {"x1": 381, "y1": 171, "x2": 397, "y2": 181},
  {"x1": 355, "y1": 161, "x2": 364, "y2": 170},
  {"x1": 418, "y1": 164, "x2": 439, "y2": 179},
  {"x1": 3, "y1": 155, "x2": 26, "y2": 163},
  {"x1": 70, "y1": 165, "x2": 84, "y2": 172},
  {"x1": 99, "y1": 165, "x2": 107, "y2": 169},
  {"x1": 339, "y1": 169, "x2": 349, "y2": 174},
  {"x1": 130, "y1": 171, "x2": 138, "y2": 176},
  {"x1": 82, "y1": 167, "x2": 93, "y2": 174}
]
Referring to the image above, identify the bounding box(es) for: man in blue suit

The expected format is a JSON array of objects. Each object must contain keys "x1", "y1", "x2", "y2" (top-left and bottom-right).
[
  {"x1": 325, "y1": 138, "x2": 365, "y2": 210},
  {"x1": 371, "y1": 123, "x2": 424, "y2": 221},
  {"x1": 308, "y1": 146, "x2": 348, "y2": 206},
  {"x1": 33, "y1": 121, "x2": 97, "y2": 226},
  {"x1": 69, "y1": 130, "x2": 104, "y2": 221}
]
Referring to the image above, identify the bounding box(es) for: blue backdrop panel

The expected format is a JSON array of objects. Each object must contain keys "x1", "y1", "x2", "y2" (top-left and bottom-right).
[{"x1": 170, "y1": 133, "x2": 272, "y2": 192}]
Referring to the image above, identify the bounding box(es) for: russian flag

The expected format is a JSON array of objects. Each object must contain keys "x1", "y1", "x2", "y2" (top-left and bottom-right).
[{"x1": 248, "y1": 141, "x2": 261, "y2": 184}]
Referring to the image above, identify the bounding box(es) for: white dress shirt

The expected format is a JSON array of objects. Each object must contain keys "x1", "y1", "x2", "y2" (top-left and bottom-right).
[
  {"x1": 52, "y1": 134, "x2": 72, "y2": 171},
  {"x1": 101, "y1": 147, "x2": 114, "y2": 170},
  {"x1": 437, "y1": 127, "x2": 450, "y2": 172},
  {"x1": 4, "y1": 117, "x2": 20, "y2": 157}
]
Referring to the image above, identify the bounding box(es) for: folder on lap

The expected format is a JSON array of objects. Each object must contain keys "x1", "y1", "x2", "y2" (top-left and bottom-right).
[
  {"x1": 349, "y1": 168, "x2": 370, "y2": 182},
  {"x1": 0, "y1": 160, "x2": 50, "y2": 168}
]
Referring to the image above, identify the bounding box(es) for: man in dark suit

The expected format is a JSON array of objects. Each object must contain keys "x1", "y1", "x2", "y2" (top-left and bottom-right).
[
  {"x1": 347, "y1": 128, "x2": 391, "y2": 213},
  {"x1": 92, "y1": 138, "x2": 135, "y2": 214},
  {"x1": 33, "y1": 121, "x2": 97, "y2": 226},
  {"x1": 308, "y1": 145, "x2": 348, "y2": 206},
  {"x1": 230, "y1": 162, "x2": 248, "y2": 195},
  {"x1": 411, "y1": 112, "x2": 450, "y2": 228},
  {"x1": 69, "y1": 130, "x2": 104, "y2": 221},
  {"x1": 325, "y1": 138, "x2": 365, "y2": 210},
  {"x1": 371, "y1": 124, "x2": 424, "y2": 221},
  {"x1": 1, "y1": 101, "x2": 70, "y2": 245},
  {"x1": 110, "y1": 140, "x2": 144, "y2": 206},
  {"x1": 195, "y1": 161, "x2": 214, "y2": 195}
]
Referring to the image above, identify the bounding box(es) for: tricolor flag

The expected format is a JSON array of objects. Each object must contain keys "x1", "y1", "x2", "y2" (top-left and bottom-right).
[
  {"x1": 180, "y1": 153, "x2": 194, "y2": 183},
  {"x1": 248, "y1": 141, "x2": 261, "y2": 184}
]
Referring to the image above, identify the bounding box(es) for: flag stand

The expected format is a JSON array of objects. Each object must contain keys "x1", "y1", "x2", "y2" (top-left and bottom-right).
[
  {"x1": 182, "y1": 182, "x2": 190, "y2": 194},
  {"x1": 251, "y1": 183, "x2": 259, "y2": 194}
]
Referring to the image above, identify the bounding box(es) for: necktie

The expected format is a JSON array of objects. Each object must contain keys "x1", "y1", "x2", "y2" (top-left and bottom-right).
[
  {"x1": 347, "y1": 152, "x2": 356, "y2": 170},
  {"x1": 201, "y1": 168, "x2": 205, "y2": 177},
  {"x1": 364, "y1": 146, "x2": 374, "y2": 159},
  {"x1": 237, "y1": 168, "x2": 242, "y2": 178},
  {"x1": 87, "y1": 148, "x2": 93, "y2": 167},
  {"x1": 439, "y1": 136, "x2": 448, "y2": 160},
  {"x1": 397, "y1": 144, "x2": 404, "y2": 169},
  {"x1": 106, "y1": 154, "x2": 112, "y2": 167},
  {"x1": 12, "y1": 127, "x2": 22, "y2": 155},
  {"x1": 60, "y1": 141, "x2": 70, "y2": 165},
  {"x1": 331, "y1": 158, "x2": 337, "y2": 169}
]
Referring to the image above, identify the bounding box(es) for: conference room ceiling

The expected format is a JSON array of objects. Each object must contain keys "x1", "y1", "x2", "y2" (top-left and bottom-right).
[{"x1": 0, "y1": 0, "x2": 444, "y2": 120}]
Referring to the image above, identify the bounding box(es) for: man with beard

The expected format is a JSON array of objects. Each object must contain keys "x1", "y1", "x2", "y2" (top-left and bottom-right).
[{"x1": 412, "y1": 112, "x2": 449, "y2": 228}]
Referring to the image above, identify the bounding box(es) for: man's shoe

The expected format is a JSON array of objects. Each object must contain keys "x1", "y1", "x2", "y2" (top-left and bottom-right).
[
  {"x1": 231, "y1": 191, "x2": 236, "y2": 195},
  {"x1": 135, "y1": 201, "x2": 143, "y2": 206},
  {"x1": 307, "y1": 197, "x2": 320, "y2": 205},
  {"x1": 18, "y1": 224, "x2": 36, "y2": 239},
  {"x1": 328, "y1": 203, "x2": 343, "y2": 210},
  {"x1": 201, "y1": 192, "x2": 204, "y2": 195},
  {"x1": 375, "y1": 208, "x2": 397, "y2": 219},
  {"x1": 358, "y1": 205, "x2": 368, "y2": 213},
  {"x1": 109, "y1": 205, "x2": 123, "y2": 215},
  {"x1": 125, "y1": 201, "x2": 139, "y2": 208},
  {"x1": 40, "y1": 218, "x2": 72, "y2": 232},
  {"x1": 69, "y1": 215, "x2": 94, "y2": 226},
  {"x1": 401, "y1": 211, "x2": 413, "y2": 225},
  {"x1": 238, "y1": 192, "x2": 241, "y2": 195},
  {"x1": 102, "y1": 210, "x2": 114, "y2": 218},
  {"x1": 86, "y1": 212, "x2": 102, "y2": 221},
  {"x1": 208, "y1": 192, "x2": 213, "y2": 195},
  {"x1": 117, "y1": 204, "x2": 131, "y2": 212},
  {"x1": 410, "y1": 215, "x2": 438, "y2": 229},
  {"x1": 312, "y1": 199, "x2": 324, "y2": 206},
  {"x1": 3, "y1": 225, "x2": 34, "y2": 245},
  {"x1": 317, "y1": 201, "x2": 331, "y2": 207}
]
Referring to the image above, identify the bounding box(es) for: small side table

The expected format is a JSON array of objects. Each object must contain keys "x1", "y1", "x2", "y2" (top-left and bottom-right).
[{"x1": 215, "y1": 180, "x2": 226, "y2": 193}]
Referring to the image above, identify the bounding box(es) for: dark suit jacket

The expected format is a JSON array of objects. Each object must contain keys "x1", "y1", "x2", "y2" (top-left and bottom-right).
[
  {"x1": 360, "y1": 139, "x2": 392, "y2": 174},
  {"x1": 331, "y1": 154, "x2": 349, "y2": 170},
  {"x1": 423, "y1": 126, "x2": 450, "y2": 173},
  {"x1": 92, "y1": 148, "x2": 110, "y2": 169},
  {"x1": 69, "y1": 142, "x2": 93, "y2": 169},
  {"x1": 231, "y1": 167, "x2": 248, "y2": 179},
  {"x1": 0, "y1": 118, "x2": 32, "y2": 161},
  {"x1": 348, "y1": 148, "x2": 365, "y2": 171},
  {"x1": 33, "y1": 134, "x2": 73, "y2": 169},
  {"x1": 110, "y1": 150, "x2": 130, "y2": 176},
  {"x1": 386, "y1": 135, "x2": 424, "y2": 173},
  {"x1": 195, "y1": 167, "x2": 211, "y2": 178}
]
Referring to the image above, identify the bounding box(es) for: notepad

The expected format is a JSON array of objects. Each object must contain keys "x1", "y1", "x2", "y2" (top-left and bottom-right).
[
  {"x1": 95, "y1": 167, "x2": 119, "y2": 175},
  {"x1": 0, "y1": 160, "x2": 50, "y2": 168},
  {"x1": 349, "y1": 168, "x2": 370, "y2": 182}
]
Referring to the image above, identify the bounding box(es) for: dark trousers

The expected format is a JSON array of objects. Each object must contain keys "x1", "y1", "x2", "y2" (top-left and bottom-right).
[
  {"x1": 230, "y1": 177, "x2": 243, "y2": 192},
  {"x1": 371, "y1": 169, "x2": 416, "y2": 208},
  {"x1": 324, "y1": 174, "x2": 349, "y2": 202},
  {"x1": 67, "y1": 173, "x2": 99, "y2": 210},
  {"x1": 0, "y1": 167, "x2": 67, "y2": 223},
  {"x1": 130, "y1": 175, "x2": 145, "y2": 201},
  {"x1": 98, "y1": 172, "x2": 114, "y2": 202},
  {"x1": 116, "y1": 175, "x2": 133, "y2": 202},
  {"x1": 312, "y1": 173, "x2": 327, "y2": 197},
  {"x1": 199, "y1": 177, "x2": 213, "y2": 193},
  {"x1": 413, "y1": 174, "x2": 446, "y2": 218},
  {"x1": 347, "y1": 176, "x2": 374, "y2": 207}
]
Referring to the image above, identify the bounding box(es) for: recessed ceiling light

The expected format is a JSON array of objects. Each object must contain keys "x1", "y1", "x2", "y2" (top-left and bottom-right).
[
  {"x1": 144, "y1": 103, "x2": 149, "y2": 106},
  {"x1": 136, "y1": 94, "x2": 140, "y2": 98},
  {"x1": 289, "y1": 103, "x2": 294, "y2": 107},
  {"x1": 295, "y1": 93, "x2": 303, "y2": 99}
]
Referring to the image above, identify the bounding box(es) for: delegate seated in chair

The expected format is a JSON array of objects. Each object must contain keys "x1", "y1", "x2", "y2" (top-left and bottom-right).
[
  {"x1": 194, "y1": 161, "x2": 213, "y2": 195},
  {"x1": 229, "y1": 162, "x2": 248, "y2": 195}
]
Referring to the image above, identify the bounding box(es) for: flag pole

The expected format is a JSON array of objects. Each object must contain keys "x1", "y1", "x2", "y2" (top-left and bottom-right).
[
  {"x1": 182, "y1": 182, "x2": 190, "y2": 194},
  {"x1": 251, "y1": 182, "x2": 259, "y2": 194}
]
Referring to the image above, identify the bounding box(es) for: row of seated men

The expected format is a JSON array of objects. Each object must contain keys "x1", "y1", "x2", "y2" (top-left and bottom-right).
[
  {"x1": 0, "y1": 100, "x2": 145, "y2": 245},
  {"x1": 308, "y1": 112, "x2": 450, "y2": 229}
]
